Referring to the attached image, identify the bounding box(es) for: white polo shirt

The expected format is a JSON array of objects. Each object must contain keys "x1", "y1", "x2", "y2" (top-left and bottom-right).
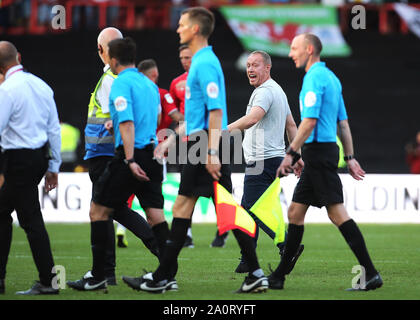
[{"x1": 0, "y1": 65, "x2": 62, "y2": 172}]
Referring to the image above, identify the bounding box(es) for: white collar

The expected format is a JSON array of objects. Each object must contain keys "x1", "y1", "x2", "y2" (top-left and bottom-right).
[
  {"x1": 103, "y1": 64, "x2": 110, "y2": 72},
  {"x1": 5, "y1": 64, "x2": 24, "y2": 80}
]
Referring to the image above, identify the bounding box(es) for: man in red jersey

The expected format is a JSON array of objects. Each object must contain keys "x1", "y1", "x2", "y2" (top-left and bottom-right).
[
  {"x1": 169, "y1": 44, "x2": 192, "y2": 116},
  {"x1": 138, "y1": 59, "x2": 184, "y2": 142}
]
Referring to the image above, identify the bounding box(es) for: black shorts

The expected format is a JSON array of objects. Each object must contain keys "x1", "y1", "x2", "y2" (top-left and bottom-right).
[
  {"x1": 92, "y1": 144, "x2": 164, "y2": 210},
  {"x1": 292, "y1": 142, "x2": 343, "y2": 208},
  {"x1": 178, "y1": 131, "x2": 232, "y2": 198},
  {"x1": 88, "y1": 156, "x2": 113, "y2": 185}
]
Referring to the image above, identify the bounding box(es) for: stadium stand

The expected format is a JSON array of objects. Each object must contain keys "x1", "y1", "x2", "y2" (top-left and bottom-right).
[{"x1": 1, "y1": 1, "x2": 419, "y2": 173}]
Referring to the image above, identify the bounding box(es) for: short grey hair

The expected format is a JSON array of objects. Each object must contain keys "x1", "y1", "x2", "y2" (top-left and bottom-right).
[{"x1": 249, "y1": 50, "x2": 271, "y2": 66}]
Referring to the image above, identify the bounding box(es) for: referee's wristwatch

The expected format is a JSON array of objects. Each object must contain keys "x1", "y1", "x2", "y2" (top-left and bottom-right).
[
  {"x1": 286, "y1": 146, "x2": 301, "y2": 165},
  {"x1": 124, "y1": 158, "x2": 136, "y2": 165},
  {"x1": 344, "y1": 155, "x2": 354, "y2": 161}
]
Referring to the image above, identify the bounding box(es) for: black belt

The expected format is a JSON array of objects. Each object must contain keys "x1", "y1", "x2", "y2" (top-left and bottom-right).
[{"x1": 4, "y1": 143, "x2": 50, "y2": 158}]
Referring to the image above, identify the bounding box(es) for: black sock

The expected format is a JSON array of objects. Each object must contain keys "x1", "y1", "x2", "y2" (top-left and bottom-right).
[
  {"x1": 338, "y1": 219, "x2": 377, "y2": 278},
  {"x1": 91, "y1": 221, "x2": 108, "y2": 281},
  {"x1": 104, "y1": 218, "x2": 116, "y2": 278},
  {"x1": 273, "y1": 224, "x2": 304, "y2": 278},
  {"x1": 114, "y1": 206, "x2": 158, "y2": 257},
  {"x1": 276, "y1": 230, "x2": 288, "y2": 254},
  {"x1": 232, "y1": 229, "x2": 260, "y2": 273},
  {"x1": 153, "y1": 218, "x2": 190, "y2": 281},
  {"x1": 152, "y1": 221, "x2": 170, "y2": 260}
]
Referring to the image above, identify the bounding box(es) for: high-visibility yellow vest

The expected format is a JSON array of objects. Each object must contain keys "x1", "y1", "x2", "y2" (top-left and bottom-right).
[
  {"x1": 337, "y1": 136, "x2": 346, "y2": 168},
  {"x1": 61, "y1": 123, "x2": 80, "y2": 163},
  {"x1": 84, "y1": 69, "x2": 117, "y2": 160}
]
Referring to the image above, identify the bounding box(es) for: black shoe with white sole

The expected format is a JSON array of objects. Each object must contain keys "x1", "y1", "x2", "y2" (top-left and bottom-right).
[
  {"x1": 123, "y1": 272, "x2": 167, "y2": 294},
  {"x1": 122, "y1": 275, "x2": 144, "y2": 290},
  {"x1": 16, "y1": 281, "x2": 59, "y2": 295},
  {"x1": 236, "y1": 274, "x2": 268, "y2": 293},
  {"x1": 211, "y1": 231, "x2": 228, "y2": 248},
  {"x1": 183, "y1": 236, "x2": 194, "y2": 248},
  {"x1": 166, "y1": 278, "x2": 178, "y2": 291},
  {"x1": 67, "y1": 277, "x2": 107, "y2": 291},
  {"x1": 81, "y1": 270, "x2": 116, "y2": 286},
  {"x1": 346, "y1": 272, "x2": 383, "y2": 291}
]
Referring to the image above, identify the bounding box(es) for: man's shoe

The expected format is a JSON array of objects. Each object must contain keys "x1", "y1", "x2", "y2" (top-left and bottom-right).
[
  {"x1": 16, "y1": 281, "x2": 59, "y2": 295},
  {"x1": 346, "y1": 272, "x2": 383, "y2": 291},
  {"x1": 183, "y1": 236, "x2": 194, "y2": 248},
  {"x1": 268, "y1": 273, "x2": 285, "y2": 290},
  {"x1": 123, "y1": 272, "x2": 167, "y2": 294},
  {"x1": 211, "y1": 232, "x2": 228, "y2": 248},
  {"x1": 166, "y1": 278, "x2": 178, "y2": 291},
  {"x1": 67, "y1": 277, "x2": 107, "y2": 291},
  {"x1": 236, "y1": 274, "x2": 268, "y2": 293},
  {"x1": 284, "y1": 244, "x2": 304, "y2": 275},
  {"x1": 235, "y1": 258, "x2": 249, "y2": 273},
  {"x1": 106, "y1": 275, "x2": 117, "y2": 286},
  {"x1": 0, "y1": 279, "x2": 4, "y2": 294},
  {"x1": 122, "y1": 275, "x2": 144, "y2": 290},
  {"x1": 82, "y1": 270, "x2": 117, "y2": 286},
  {"x1": 117, "y1": 234, "x2": 128, "y2": 248}
]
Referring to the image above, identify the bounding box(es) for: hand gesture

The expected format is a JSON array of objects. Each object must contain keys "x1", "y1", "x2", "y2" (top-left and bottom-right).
[
  {"x1": 105, "y1": 120, "x2": 114, "y2": 135},
  {"x1": 293, "y1": 158, "x2": 304, "y2": 178},
  {"x1": 128, "y1": 162, "x2": 150, "y2": 182},
  {"x1": 347, "y1": 158, "x2": 365, "y2": 181},
  {"x1": 206, "y1": 155, "x2": 222, "y2": 181},
  {"x1": 276, "y1": 154, "x2": 294, "y2": 178},
  {"x1": 44, "y1": 171, "x2": 58, "y2": 193}
]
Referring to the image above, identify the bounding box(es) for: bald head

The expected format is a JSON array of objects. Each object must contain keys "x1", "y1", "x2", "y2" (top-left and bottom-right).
[
  {"x1": 301, "y1": 33, "x2": 323, "y2": 57},
  {"x1": 97, "y1": 27, "x2": 123, "y2": 65},
  {"x1": 289, "y1": 33, "x2": 322, "y2": 71},
  {"x1": 0, "y1": 41, "x2": 19, "y2": 71}
]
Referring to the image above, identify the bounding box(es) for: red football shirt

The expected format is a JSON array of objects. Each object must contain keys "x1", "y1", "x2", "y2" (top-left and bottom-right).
[
  {"x1": 169, "y1": 72, "x2": 188, "y2": 115},
  {"x1": 157, "y1": 87, "x2": 178, "y2": 140}
]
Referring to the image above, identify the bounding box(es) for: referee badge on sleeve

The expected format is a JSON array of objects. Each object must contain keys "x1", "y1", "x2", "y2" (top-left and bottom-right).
[
  {"x1": 206, "y1": 82, "x2": 219, "y2": 99},
  {"x1": 304, "y1": 91, "x2": 317, "y2": 108},
  {"x1": 164, "y1": 93, "x2": 174, "y2": 104},
  {"x1": 114, "y1": 96, "x2": 128, "y2": 112}
]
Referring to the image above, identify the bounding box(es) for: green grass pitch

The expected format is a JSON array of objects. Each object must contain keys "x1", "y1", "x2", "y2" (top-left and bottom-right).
[{"x1": 1, "y1": 223, "x2": 420, "y2": 300}]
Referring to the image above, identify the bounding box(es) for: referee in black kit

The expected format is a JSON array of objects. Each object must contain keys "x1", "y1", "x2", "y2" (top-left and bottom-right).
[
  {"x1": 269, "y1": 33, "x2": 382, "y2": 291},
  {"x1": 0, "y1": 41, "x2": 62, "y2": 295}
]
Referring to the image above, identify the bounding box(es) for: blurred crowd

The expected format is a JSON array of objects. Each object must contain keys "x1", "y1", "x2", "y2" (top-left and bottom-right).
[{"x1": 3, "y1": 0, "x2": 419, "y2": 32}]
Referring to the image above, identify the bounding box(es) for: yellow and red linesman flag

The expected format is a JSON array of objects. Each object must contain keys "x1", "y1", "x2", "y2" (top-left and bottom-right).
[
  {"x1": 250, "y1": 177, "x2": 285, "y2": 245},
  {"x1": 213, "y1": 182, "x2": 256, "y2": 238}
]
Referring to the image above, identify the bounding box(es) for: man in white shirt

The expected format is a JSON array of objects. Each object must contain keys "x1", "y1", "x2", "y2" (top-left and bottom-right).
[
  {"x1": 0, "y1": 41, "x2": 61, "y2": 295},
  {"x1": 228, "y1": 50, "x2": 304, "y2": 274}
]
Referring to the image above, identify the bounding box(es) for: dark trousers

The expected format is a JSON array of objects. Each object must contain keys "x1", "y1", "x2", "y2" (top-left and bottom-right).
[
  {"x1": 88, "y1": 156, "x2": 157, "y2": 278},
  {"x1": 0, "y1": 147, "x2": 55, "y2": 286},
  {"x1": 241, "y1": 157, "x2": 285, "y2": 247},
  {"x1": 89, "y1": 156, "x2": 116, "y2": 277}
]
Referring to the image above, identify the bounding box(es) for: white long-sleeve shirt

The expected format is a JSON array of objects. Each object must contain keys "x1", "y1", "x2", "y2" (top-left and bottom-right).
[{"x1": 0, "y1": 65, "x2": 62, "y2": 172}]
